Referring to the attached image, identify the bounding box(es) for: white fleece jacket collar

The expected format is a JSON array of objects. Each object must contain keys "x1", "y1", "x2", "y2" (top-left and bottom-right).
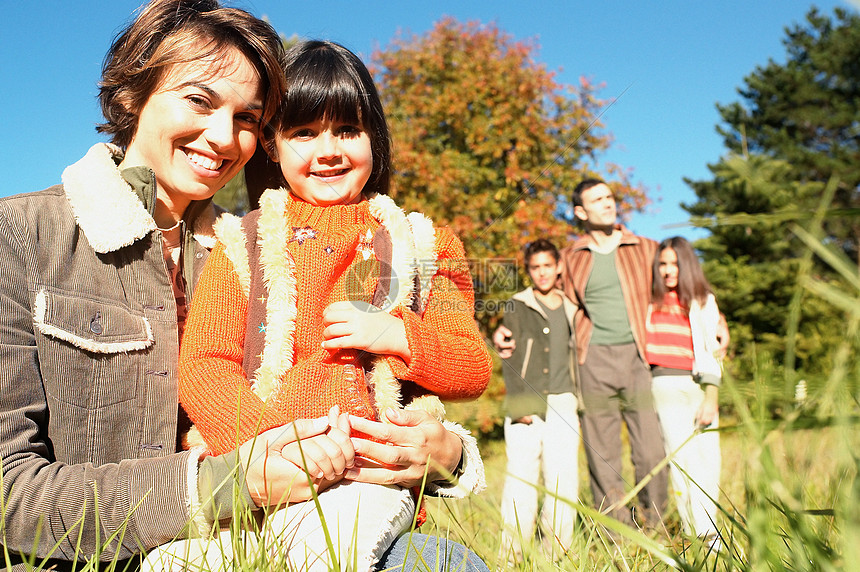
[
  {"x1": 62, "y1": 143, "x2": 157, "y2": 253},
  {"x1": 61, "y1": 142, "x2": 220, "y2": 253}
]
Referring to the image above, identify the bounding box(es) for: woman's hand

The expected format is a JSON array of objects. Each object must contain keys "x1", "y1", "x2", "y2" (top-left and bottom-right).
[
  {"x1": 695, "y1": 384, "x2": 720, "y2": 428},
  {"x1": 321, "y1": 301, "x2": 411, "y2": 362},
  {"x1": 240, "y1": 407, "x2": 356, "y2": 506},
  {"x1": 345, "y1": 408, "x2": 462, "y2": 488}
]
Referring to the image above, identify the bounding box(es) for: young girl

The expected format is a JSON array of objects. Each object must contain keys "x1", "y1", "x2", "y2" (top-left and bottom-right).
[
  {"x1": 646, "y1": 236, "x2": 722, "y2": 544},
  {"x1": 177, "y1": 40, "x2": 492, "y2": 570}
]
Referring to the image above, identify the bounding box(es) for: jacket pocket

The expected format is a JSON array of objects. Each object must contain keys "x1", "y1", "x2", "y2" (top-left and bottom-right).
[
  {"x1": 34, "y1": 288, "x2": 154, "y2": 408},
  {"x1": 33, "y1": 289, "x2": 153, "y2": 354}
]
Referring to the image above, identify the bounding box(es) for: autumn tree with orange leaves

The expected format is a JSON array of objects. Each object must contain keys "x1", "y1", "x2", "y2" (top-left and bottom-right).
[{"x1": 371, "y1": 18, "x2": 647, "y2": 329}]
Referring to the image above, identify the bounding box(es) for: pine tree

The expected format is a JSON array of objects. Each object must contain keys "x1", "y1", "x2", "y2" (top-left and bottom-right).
[{"x1": 684, "y1": 7, "x2": 860, "y2": 379}]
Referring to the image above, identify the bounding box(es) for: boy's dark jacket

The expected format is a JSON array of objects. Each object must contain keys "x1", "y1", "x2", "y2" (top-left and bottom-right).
[{"x1": 501, "y1": 287, "x2": 579, "y2": 419}]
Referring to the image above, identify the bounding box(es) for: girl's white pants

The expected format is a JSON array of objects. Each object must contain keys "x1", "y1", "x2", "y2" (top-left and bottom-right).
[{"x1": 651, "y1": 374, "x2": 720, "y2": 538}]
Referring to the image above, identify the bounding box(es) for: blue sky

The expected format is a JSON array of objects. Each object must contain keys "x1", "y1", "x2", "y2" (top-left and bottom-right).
[{"x1": 2, "y1": 0, "x2": 855, "y2": 241}]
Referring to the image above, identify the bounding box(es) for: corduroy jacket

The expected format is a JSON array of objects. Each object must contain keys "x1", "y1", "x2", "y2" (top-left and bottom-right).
[
  {"x1": 560, "y1": 226, "x2": 657, "y2": 364},
  {"x1": 501, "y1": 288, "x2": 579, "y2": 419},
  {"x1": 0, "y1": 143, "x2": 220, "y2": 569}
]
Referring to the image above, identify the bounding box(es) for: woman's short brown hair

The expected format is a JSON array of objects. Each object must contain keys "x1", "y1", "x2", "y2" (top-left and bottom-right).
[{"x1": 97, "y1": 0, "x2": 285, "y2": 148}]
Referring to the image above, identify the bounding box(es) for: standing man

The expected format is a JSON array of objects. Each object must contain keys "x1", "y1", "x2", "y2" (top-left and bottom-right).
[
  {"x1": 561, "y1": 178, "x2": 667, "y2": 528},
  {"x1": 495, "y1": 178, "x2": 667, "y2": 528}
]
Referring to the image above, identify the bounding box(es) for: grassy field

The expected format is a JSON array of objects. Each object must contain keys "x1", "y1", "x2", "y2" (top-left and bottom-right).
[
  {"x1": 423, "y1": 388, "x2": 860, "y2": 571},
  {"x1": 6, "y1": 383, "x2": 855, "y2": 571}
]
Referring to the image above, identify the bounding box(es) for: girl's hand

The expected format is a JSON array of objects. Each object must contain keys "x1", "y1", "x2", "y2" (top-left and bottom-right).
[
  {"x1": 321, "y1": 301, "x2": 411, "y2": 362},
  {"x1": 695, "y1": 385, "x2": 720, "y2": 428},
  {"x1": 344, "y1": 408, "x2": 462, "y2": 488},
  {"x1": 279, "y1": 406, "x2": 355, "y2": 481}
]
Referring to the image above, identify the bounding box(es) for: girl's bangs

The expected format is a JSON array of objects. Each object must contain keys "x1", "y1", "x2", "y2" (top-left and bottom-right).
[{"x1": 282, "y1": 67, "x2": 366, "y2": 128}]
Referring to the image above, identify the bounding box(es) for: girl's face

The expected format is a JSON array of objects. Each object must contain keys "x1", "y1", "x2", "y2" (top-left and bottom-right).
[
  {"x1": 121, "y1": 48, "x2": 264, "y2": 223},
  {"x1": 274, "y1": 117, "x2": 373, "y2": 206},
  {"x1": 658, "y1": 246, "x2": 679, "y2": 290}
]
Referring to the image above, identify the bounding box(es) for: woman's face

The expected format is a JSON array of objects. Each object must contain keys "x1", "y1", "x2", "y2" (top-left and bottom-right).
[
  {"x1": 274, "y1": 117, "x2": 372, "y2": 206},
  {"x1": 658, "y1": 246, "x2": 679, "y2": 290},
  {"x1": 122, "y1": 47, "x2": 264, "y2": 220}
]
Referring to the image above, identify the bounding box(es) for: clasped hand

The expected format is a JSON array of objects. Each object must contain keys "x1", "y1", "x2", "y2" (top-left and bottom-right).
[
  {"x1": 240, "y1": 406, "x2": 354, "y2": 507},
  {"x1": 240, "y1": 406, "x2": 463, "y2": 507}
]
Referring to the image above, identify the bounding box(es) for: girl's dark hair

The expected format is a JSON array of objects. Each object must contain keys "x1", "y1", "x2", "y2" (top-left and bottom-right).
[
  {"x1": 524, "y1": 238, "x2": 560, "y2": 265},
  {"x1": 652, "y1": 236, "x2": 712, "y2": 309},
  {"x1": 98, "y1": 0, "x2": 285, "y2": 149},
  {"x1": 270, "y1": 40, "x2": 392, "y2": 195}
]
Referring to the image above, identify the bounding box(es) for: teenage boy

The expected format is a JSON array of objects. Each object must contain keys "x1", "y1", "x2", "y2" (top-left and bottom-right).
[{"x1": 499, "y1": 239, "x2": 580, "y2": 561}]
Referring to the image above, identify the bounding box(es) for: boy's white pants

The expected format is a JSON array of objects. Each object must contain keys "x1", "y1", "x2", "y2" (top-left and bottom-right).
[
  {"x1": 499, "y1": 392, "x2": 580, "y2": 559},
  {"x1": 142, "y1": 481, "x2": 414, "y2": 572},
  {"x1": 651, "y1": 374, "x2": 721, "y2": 538}
]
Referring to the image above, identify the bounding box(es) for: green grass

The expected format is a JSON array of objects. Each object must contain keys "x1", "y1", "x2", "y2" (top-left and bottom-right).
[
  {"x1": 4, "y1": 360, "x2": 856, "y2": 572},
  {"x1": 422, "y1": 368, "x2": 860, "y2": 571},
  {"x1": 11, "y1": 400, "x2": 855, "y2": 571}
]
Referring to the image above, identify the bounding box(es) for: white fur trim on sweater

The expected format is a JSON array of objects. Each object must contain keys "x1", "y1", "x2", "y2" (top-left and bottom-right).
[
  {"x1": 367, "y1": 194, "x2": 416, "y2": 311},
  {"x1": 425, "y1": 421, "x2": 486, "y2": 498},
  {"x1": 62, "y1": 143, "x2": 157, "y2": 253},
  {"x1": 404, "y1": 394, "x2": 446, "y2": 421},
  {"x1": 366, "y1": 360, "x2": 403, "y2": 421},
  {"x1": 213, "y1": 214, "x2": 251, "y2": 298},
  {"x1": 32, "y1": 289, "x2": 154, "y2": 354},
  {"x1": 251, "y1": 189, "x2": 297, "y2": 401},
  {"x1": 406, "y1": 212, "x2": 437, "y2": 313},
  {"x1": 366, "y1": 195, "x2": 446, "y2": 422}
]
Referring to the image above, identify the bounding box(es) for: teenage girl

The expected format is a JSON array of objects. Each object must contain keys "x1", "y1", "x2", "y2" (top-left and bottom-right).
[
  {"x1": 646, "y1": 236, "x2": 722, "y2": 542},
  {"x1": 176, "y1": 40, "x2": 492, "y2": 571}
]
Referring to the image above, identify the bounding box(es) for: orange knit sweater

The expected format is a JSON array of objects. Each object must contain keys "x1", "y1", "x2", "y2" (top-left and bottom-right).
[{"x1": 179, "y1": 192, "x2": 492, "y2": 455}]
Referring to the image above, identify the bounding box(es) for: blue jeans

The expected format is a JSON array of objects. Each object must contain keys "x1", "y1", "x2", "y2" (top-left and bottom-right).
[{"x1": 376, "y1": 533, "x2": 490, "y2": 572}]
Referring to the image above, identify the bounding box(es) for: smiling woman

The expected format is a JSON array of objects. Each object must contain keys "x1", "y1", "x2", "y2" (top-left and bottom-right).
[
  {"x1": 0, "y1": 0, "x2": 296, "y2": 569},
  {"x1": 119, "y1": 53, "x2": 265, "y2": 227}
]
